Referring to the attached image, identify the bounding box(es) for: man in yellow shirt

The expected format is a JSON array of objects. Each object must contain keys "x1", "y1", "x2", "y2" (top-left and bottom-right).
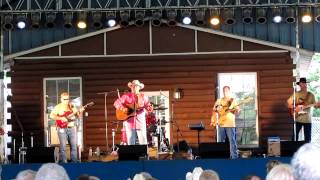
[{"x1": 211, "y1": 86, "x2": 240, "y2": 159}]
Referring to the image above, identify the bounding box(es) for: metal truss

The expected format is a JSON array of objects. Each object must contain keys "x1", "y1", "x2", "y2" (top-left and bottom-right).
[{"x1": 0, "y1": 0, "x2": 319, "y2": 13}]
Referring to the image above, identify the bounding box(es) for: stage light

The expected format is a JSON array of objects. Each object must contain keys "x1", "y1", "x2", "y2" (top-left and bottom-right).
[
  {"x1": 106, "y1": 11, "x2": 117, "y2": 27},
  {"x1": 195, "y1": 9, "x2": 206, "y2": 26},
  {"x1": 120, "y1": 11, "x2": 130, "y2": 27},
  {"x1": 45, "y1": 13, "x2": 56, "y2": 28},
  {"x1": 135, "y1": 10, "x2": 145, "y2": 27},
  {"x1": 181, "y1": 10, "x2": 192, "y2": 25},
  {"x1": 166, "y1": 9, "x2": 177, "y2": 26},
  {"x1": 77, "y1": 12, "x2": 87, "y2": 29},
  {"x1": 152, "y1": 10, "x2": 162, "y2": 26},
  {"x1": 16, "y1": 15, "x2": 27, "y2": 29},
  {"x1": 31, "y1": 13, "x2": 41, "y2": 29},
  {"x1": 92, "y1": 11, "x2": 102, "y2": 29},
  {"x1": 301, "y1": 7, "x2": 312, "y2": 23},
  {"x1": 2, "y1": 14, "x2": 14, "y2": 30},
  {"x1": 242, "y1": 8, "x2": 253, "y2": 24},
  {"x1": 316, "y1": 7, "x2": 320, "y2": 23},
  {"x1": 285, "y1": 7, "x2": 295, "y2": 23},
  {"x1": 256, "y1": 8, "x2": 267, "y2": 24},
  {"x1": 63, "y1": 12, "x2": 73, "y2": 28},
  {"x1": 272, "y1": 7, "x2": 282, "y2": 23},
  {"x1": 223, "y1": 8, "x2": 235, "y2": 25},
  {"x1": 210, "y1": 9, "x2": 220, "y2": 26}
]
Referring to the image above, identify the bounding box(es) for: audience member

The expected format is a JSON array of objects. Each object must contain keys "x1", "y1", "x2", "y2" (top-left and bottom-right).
[
  {"x1": 185, "y1": 172, "x2": 193, "y2": 180},
  {"x1": 266, "y1": 163, "x2": 294, "y2": 180},
  {"x1": 133, "y1": 171, "x2": 156, "y2": 180},
  {"x1": 243, "y1": 174, "x2": 261, "y2": 180},
  {"x1": 34, "y1": 163, "x2": 69, "y2": 180},
  {"x1": 266, "y1": 159, "x2": 282, "y2": 173},
  {"x1": 16, "y1": 169, "x2": 36, "y2": 180},
  {"x1": 77, "y1": 174, "x2": 100, "y2": 180},
  {"x1": 199, "y1": 169, "x2": 220, "y2": 180},
  {"x1": 291, "y1": 143, "x2": 320, "y2": 180},
  {"x1": 192, "y1": 167, "x2": 203, "y2": 180}
]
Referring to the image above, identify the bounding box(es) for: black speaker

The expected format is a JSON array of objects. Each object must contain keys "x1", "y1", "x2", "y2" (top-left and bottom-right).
[
  {"x1": 173, "y1": 140, "x2": 190, "y2": 152},
  {"x1": 199, "y1": 142, "x2": 230, "y2": 159},
  {"x1": 26, "y1": 147, "x2": 56, "y2": 163},
  {"x1": 280, "y1": 141, "x2": 306, "y2": 157},
  {"x1": 118, "y1": 145, "x2": 148, "y2": 161}
]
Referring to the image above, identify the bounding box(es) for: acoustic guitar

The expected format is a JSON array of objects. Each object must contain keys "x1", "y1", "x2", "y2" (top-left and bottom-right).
[
  {"x1": 116, "y1": 104, "x2": 146, "y2": 121},
  {"x1": 56, "y1": 102, "x2": 94, "y2": 128},
  {"x1": 216, "y1": 96, "x2": 253, "y2": 116}
]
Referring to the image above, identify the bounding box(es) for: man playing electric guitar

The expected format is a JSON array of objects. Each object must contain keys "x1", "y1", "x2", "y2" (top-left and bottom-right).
[{"x1": 50, "y1": 92, "x2": 85, "y2": 163}]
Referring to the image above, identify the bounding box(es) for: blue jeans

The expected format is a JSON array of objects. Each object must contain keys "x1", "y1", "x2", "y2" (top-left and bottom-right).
[
  {"x1": 57, "y1": 127, "x2": 77, "y2": 163},
  {"x1": 218, "y1": 127, "x2": 238, "y2": 159}
]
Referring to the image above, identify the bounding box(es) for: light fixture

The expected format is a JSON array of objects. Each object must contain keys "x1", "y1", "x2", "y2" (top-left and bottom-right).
[
  {"x1": 16, "y1": 14, "x2": 27, "y2": 29},
  {"x1": 256, "y1": 8, "x2": 267, "y2": 24},
  {"x1": 45, "y1": 13, "x2": 56, "y2": 28},
  {"x1": 106, "y1": 11, "x2": 117, "y2": 27},
  {"x1": 63, "y1": 12, "x2": 73, "y2": 29},
  {"x1": 173, "y1": 88, "x2": 184, "y2": 100},
  {"x1": 242, "y1": 8, "x2": 253, "y2": 24},
  {"x1": 120, "y1": 11, "x2": 130, "y2": 27},
  {"x1": 195, "y1": 9, "x2": 206, "y2": 26},
  {"x1": 166, "y1": 9, "x2": 177, "y2": 26},
  {"x1": 152, "y1": 10, "x2": 162, "y2": 26},
  {"x1": 31, "y1": 13, "x2": 41, "y2": 29},
  {"x1": 92, "y1": 11, "x2": 102, "y2": 29},
  {"x1": 181, "y1": 10, "x2": 192, "y2": 25},
  {"x1": 315, "y1": 7, "x2": 320, "y2": 23},
  {"x1": 210, "y1": 8, "x2": 220, "y2": 26},
  {"x1": 135, "y1": 10, "x2": 145, "y2": 27},
  {"x1": 77, "y1": 12, "x2": 87, "y2": 29},
  {"x1": 223, "y1": 8, "x2": 235, "y2": 25},
  {"x1": 272, "y1": 7, "x2": 283, "y2": 23},
  {"x1": 2, "y1": 14, "x2": 14, "y2": 30},
  {"x1": 301, "y1": 7, "x2": 312, "y2": 23},
  {"x1": 285, "y1": 7, "x2": 296, "y2": 23}
]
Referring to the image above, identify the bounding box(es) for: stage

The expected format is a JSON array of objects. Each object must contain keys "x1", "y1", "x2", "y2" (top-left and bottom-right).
[{"x1": 1, "y1": 157, "x2": 291, "y2": 180}]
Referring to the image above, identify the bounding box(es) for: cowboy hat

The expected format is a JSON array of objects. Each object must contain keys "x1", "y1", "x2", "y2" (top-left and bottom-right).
[
  {"x1": 128, "y1": 80, "x2": 144, "y2": 89},
  {"x1": 296, "y1": 77, "x2": 309, "y2": 85}
]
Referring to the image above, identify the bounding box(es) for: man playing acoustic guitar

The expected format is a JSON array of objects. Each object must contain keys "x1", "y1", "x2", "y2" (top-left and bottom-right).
[
  {"x1": 114, "y1": 80, "x2": 153, "y2": 145},
  {"x1": 210, "y1": 86, "x2": 240, "y2": 159},
  {"x1": 287, "y1": 77, "x2": 320, "y2": 142},
  {"x1": 50, "y1": 92, "x2": 85, "y2": 163}
]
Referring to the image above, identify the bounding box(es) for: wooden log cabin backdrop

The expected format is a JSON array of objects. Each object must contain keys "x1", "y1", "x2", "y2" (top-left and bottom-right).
[{"x1": 5, "y1": 24, "x2": 296, "y2": 159}]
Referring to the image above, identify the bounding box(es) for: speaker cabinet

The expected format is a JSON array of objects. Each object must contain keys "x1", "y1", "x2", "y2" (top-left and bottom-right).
[
  {"x1": 280, "y1": 141, "x2": 306, "y2": 157},
  {"x1": 199, "y1": 142, "x2": 230, "y2": 159},
  {"x1": 26, "y1": 147, "x2": 56, "y2": 163},
  {"x1": 118, "y1": 145, "x2": 148, "y2": 161}
]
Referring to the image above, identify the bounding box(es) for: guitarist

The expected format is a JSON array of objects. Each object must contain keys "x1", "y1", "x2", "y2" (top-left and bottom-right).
[
  {"x1": 210, "y1": 86, "x2": 240, "y2": 159},
  {"x1": 50, "y1": 92, "x2": 84, "y2": 163},
  {"x1": 114, "y1": 80, "x2": 153, "y2": 145},
  {"x1": 287, "y1": 77, "x2": 320, "y2": 142}
]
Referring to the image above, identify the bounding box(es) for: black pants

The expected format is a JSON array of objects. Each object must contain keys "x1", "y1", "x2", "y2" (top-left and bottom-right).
[{"x1": 295, "y1": 122, "x2": 311, "y2": 142}]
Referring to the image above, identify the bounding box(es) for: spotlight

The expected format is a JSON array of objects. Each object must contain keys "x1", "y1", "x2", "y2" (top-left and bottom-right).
[
  {"x1": 181, "y1": 10, "x2": 192, "y2": 25},
  {"x1": 223, "y1": 8, "x2": 235, "y2": 25},
  {"x1": 210, "y1": 9, "x2": 220, "y2": 26},
  {"x1": 301, "y1": 7, "x2": 312, "y2": 23},
  {"x1": 195, "y1": 9, "x2": 206, "y2": 26},
  {"x1": 16, "y1": 14, "x2": 27, "y2": 29},
  {"x1": 2, "y1": 14, "x2": 14, "y2": 30},
  {"x1": 45, "y1": 13, "x2": 56, "y2": 28},
  {"x1": 77, "y1": 12, "x2": 87, "y2": 29},
  {"x1": 135, "y1": 10, "x2": 145, "y2": 27},
  {"x1": 152, "y1": 10, "x2": 162, "y2": 26},
  {"x1": 63, "y1": 12, "x2": 73, "y2": 28},
  {"x1": 242, "y1": 8, "x2": 253, "y2": 24},
  {"x1": 106, "y1": 11, "x2": 117, "y2": 27},
  {"x1": 316, "y1": 7, "x2": 320, "y2": 23},
  {"x1": 31, "y1": 13, "x2": 41, "y2": 29},
  {"x1": 256, "y1": 8, "x2": 267, "y2": 24},
  {"x1": 166, "y1": 9, "x2": 177, "y2": 26},
  {"x1": 272, "y1": 7, "x2": 282, "y2": 23},
  {"x1": 92, "y1": 11, "x2": 102, "y2": 29},
  {"x1": 120, "y1": 11, "x2": 130, "y2": 27},
  {"x1": 285, "y1": 7, "x2": 295, "y2": 23}
]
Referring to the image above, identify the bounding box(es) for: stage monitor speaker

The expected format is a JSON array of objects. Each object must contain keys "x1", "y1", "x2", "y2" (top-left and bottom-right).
[
  {"x1": 173, "y1": 140, "x2": 190, "y2": 152},
  {"x1": 118, "y1": 145, "x2": 148, "y2": 161},
  {"x1": 199, "y1": 142, "x2": 229, "y2": 159},
  {"x1": 280, "y1": 141, "x2": 306, "y2": 157},
  {"x1": 26, "y1": 147, "x2": 56, "y2": 163}
]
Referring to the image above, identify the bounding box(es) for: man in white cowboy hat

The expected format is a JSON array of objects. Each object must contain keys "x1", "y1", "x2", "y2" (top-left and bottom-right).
[
  {"x1": 114, "y1": 80, "x2": 153, "y2": 145},
  {"x1": 287, "y1": 77, "x2": 320, "y2": 142}
]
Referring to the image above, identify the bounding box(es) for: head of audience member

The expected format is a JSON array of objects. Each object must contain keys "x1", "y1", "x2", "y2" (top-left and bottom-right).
[
  {"x1": 77, "y1": 174, "x2": 100, "y2": 180},
  {"x1": 243, "y1": 174, "x2": 262, "y2": 180},
  {"x1": 34, "y1": 163, "x2": 69, "y2": 180},
  {"x1": 266, "y1": 163, "x2": 294, "y2": 180},
  {"x1": 132, "y1": 171, "x2": 156, "y2": 180},
  {"x1": 266, "y1": 159, "x2": 282, "y2": 173},
  {"x1": 16, "y1": 169, "x2": 36, "y2": 180},
  {"x1": 199, "y1": 169, "x2": 220, "y2": 180},
  {"x1": 192, "y1": 167, "x2": 203, "y2": 180},
  {"x1": 185, "y1": 172, "x2": 193, "y2": 180},
  {"x1": 291, "y1": 143, "x2": 320, "y2": 180}
]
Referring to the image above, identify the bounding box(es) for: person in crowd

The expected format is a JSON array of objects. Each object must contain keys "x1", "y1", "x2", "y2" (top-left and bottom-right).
[
  {"x1": 243, "y1": 174, "x2": 261, "y2": 180},
  {"x1": 16, "y1": 169, "x2": 36, "y2": 180},
  {"x1": 77, "y1": 174, "x2": 100, "y2": 180},
  {"x1": 266, "y1": 159, "x2": 282, "y2": 173},
  {"x1": 199, "y1": 169, "x2": 220, "y2": 180},
  {"x1": 34, "y1": 163, "x2": 69, "y2": 180},
  {"x1": 266, "y1": 163, "x2": 294, "y2": 180}
]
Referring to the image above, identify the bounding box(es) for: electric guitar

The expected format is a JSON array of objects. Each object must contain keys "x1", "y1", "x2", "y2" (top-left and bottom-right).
[
  {"x1": 56, "y1": 102, "x2": 94, "y2": 128},
  {"x1": 289, "y1": 103, "x2": 317, "y2": 117},
  {"x1": 116, "y1": 104, "x2": 147, "y2": 121}
]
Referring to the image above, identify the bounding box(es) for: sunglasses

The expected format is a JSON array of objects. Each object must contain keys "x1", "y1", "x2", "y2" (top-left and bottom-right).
[{"x1": 63, "y1": 98, "x2": 69, "y2": 100}]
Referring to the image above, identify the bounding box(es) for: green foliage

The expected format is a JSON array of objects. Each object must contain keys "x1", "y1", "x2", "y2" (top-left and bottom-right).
[{"x1": 308, "y1": 54, "x2": 320, "y2": 117}]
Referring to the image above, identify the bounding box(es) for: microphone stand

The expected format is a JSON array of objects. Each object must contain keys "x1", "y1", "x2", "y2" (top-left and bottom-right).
[{"x1": 293, "y1": 82, "x2": 297, "y2": 141}]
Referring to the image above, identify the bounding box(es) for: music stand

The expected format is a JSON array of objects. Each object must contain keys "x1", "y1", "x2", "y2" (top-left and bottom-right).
[{"x1": 189, "y1": 122, "x2": 205, "y2": 153}]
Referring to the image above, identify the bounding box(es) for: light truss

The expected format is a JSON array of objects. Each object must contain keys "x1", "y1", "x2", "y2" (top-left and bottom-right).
[{"x1": 0, "y1": 0, "x2": 320, "y2": 13}]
